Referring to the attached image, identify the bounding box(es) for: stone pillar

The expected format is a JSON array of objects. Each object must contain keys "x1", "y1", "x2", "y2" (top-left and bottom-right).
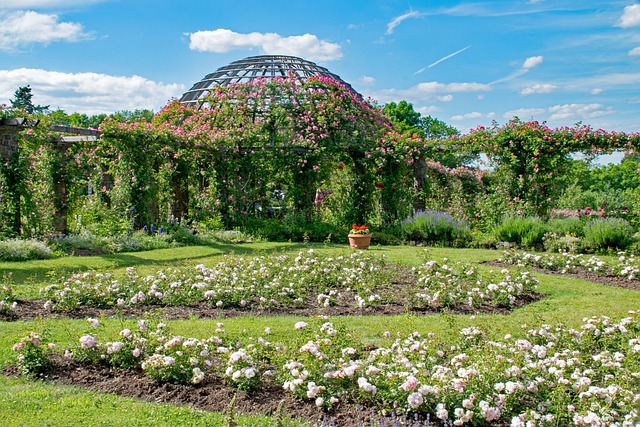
[
  {"x1": 0, "y1": 124, "x2": 19, "y2": 162},
  {"x1": 51, "y1": 139, "x2": 70, "y2": 234},
  {"x1": 0, "y1": 123, "x2": 22, "y2": 235}
]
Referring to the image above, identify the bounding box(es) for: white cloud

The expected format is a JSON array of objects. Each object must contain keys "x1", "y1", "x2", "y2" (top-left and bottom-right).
[
  {"x1": 416, "y1": 105, "x2": 439, "y2": 115},
  {"x1": 520, "y1": 83, "x2": 557, "y2": 95},
  {"x1": 629, "y1": 46, "x2": 640, "y2": 56},
  {"x1": 450, "y1": 111, "x2": 494, "y2": 121},
  {"x1": 187, "y1": 28, "x2": 342, "y2": 62},
  {"x1": 359, "y1": 76, "x2": 376, "y2": 86},
  {"x1": 491, "y1": 56, "x2": 543, "y2": 85},
  {"x1": 591, "y1": 88, "x2": 603, "y2": 95},
  {"x1": 617, "y1": 4, "x2": 640, "y2": 28},
  {"x1": 0, "y1": 68, "x2": 183, "y2": 115},
  {"x1": 522, "y1": 55, "x2": 543, "y2": 69},
  {"x1": 503, "y1": 104, "x2": 614, "y2": 122},
  {"x1": 386, "y1": 10, "x2": 422, "y2": 35},
  {"x1": 503, "y1": 108, "x2": 547, "y2": 119},
  {"x1": 548, "y1": 103, "x2": 614, "y2": 120},
  {"x1": 414, "y1": 81, "x2": 492, "y2": 93},
  {"x1": 0, "y1": 10, "x2": 91, "y2": 51},
  {"x1": 367, "y1": 81, "x2": 491, "y2": 104}
]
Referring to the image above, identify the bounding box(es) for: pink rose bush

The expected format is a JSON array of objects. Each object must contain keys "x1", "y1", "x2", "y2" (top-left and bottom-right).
[
  {"x1": 12, "y1": 312, "x2": 640, "y2": 424},
  {"x1": 11, "y1": 331, "x2": 52, "y2": 376}
]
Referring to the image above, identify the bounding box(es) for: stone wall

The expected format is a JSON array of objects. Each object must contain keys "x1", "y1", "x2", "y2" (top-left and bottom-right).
[{"x1": 0, "y1": 125, "x2": 19, "y2": 163}]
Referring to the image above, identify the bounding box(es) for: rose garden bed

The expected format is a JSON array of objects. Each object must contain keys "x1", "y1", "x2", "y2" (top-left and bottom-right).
[{"x1": 2, "y1": 249, "x2": 640, "y2": 426}]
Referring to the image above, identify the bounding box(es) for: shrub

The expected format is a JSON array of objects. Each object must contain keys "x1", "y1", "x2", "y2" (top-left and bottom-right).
[
  {"x1": 210, "y1": 229, "x2": 254, "y2": 244},
  {"x1": 242, "y1": 216, "x2": 342, "y2": 243},
  {"x1": 12, "y1": 332, "x2": 53, "y2": 376},
  {"x1": 401, "y1": 210, "x2": 471, "y2": 245},
  {"x1": 0, "y1": 238, "x2": 54, "y2": 261},
  {"x1": 583, "y1": 217, "x2": 635, "y2": 252},
  {"x1": 543, "y1": 232, "x2": 583, "y2": 254},
  {"x1": 493, "y1": 215, "x2": 547, "y2": 249},
  {"x1": 547, "y1": 216, "x2": 584, "y2": 237}
]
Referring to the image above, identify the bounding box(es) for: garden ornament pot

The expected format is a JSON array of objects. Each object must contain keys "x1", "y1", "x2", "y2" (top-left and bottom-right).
[{"x1": 348, "y1": 234, "x2": 372, "y2": 249}]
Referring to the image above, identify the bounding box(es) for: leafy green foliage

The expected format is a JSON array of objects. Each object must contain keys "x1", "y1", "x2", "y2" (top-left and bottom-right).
[
  {"x1": 10, "y1": 86, "x2": 48, "y2": 114},
  {"x1": 583, "y1": 217, "x2": 635, "y2": 252},
  {"x1": 12, "y1": 332, "x2": 52, "y2": 376},
  {"x1": 494, "y1": 215, "x2": 548, "y2": 249}
]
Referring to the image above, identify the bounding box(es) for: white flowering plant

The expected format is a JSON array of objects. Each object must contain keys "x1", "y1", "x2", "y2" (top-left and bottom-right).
[
  {"x1": 41, "y1": 250, "x2": 391, "y2": 312},
  {"x1": 0, "y1": 284, "x2": 17, "y2": 316},
  {"x1": 500, "y1": 250, "x2": 640, "y2": 281},
  {"x1": 222, "y1": 347, "x2": 262, "y2": 391},
  {"x1": 409, "y1": 259, "x2": 538, "y2": 309}
]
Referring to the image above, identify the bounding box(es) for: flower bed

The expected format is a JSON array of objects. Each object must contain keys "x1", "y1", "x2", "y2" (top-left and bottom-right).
[
  {"x1": 39, "y1": 251, "x2": 537, "y2": 314},
  {"x1": 499, "y1": 250, "x2": 640, "y2": 281},
  {"x1": 12, "y1": 313, "x2": 640, "y2": 426}
]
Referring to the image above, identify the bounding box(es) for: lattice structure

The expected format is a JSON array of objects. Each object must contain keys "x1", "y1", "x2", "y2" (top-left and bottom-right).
[{"x1": 179, "y1": 55, "x2": 359, "y2": 106}]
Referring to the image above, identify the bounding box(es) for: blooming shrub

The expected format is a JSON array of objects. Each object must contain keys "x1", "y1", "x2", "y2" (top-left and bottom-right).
[
  {"x1": 500, "y1": 250, "x2": 640, "y2": 280},
  {"x1": 401, "y1": 210, "x2": 471, "y2": 245},
  {"x1": 409, "y1": 259, "x2": 538, "y2": 309},
  {"x1": 40, "y1": 250, "x2": 391, "y2": 311},
  {"x1": 12, "y1": 332, "x2": 53, "y2": 376},
  {"x1": 0, "y1": 284, "x2": 17, "y2": 316},
  {"x1": 41, "y1": 251, "x2": 541, "y2": 315}
]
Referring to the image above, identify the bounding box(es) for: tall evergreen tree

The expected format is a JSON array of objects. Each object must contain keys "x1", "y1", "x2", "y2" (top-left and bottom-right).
[{"x1": 10, "y1": 85, "x2": 49, "y2": 114}]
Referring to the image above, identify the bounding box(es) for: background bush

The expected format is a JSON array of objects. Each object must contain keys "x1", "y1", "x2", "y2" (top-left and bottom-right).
[
  {"x1": 0, "y1": 239, "x2": 54, "y2": 261},
  {"x1": 401, "y1": 210, "x2": 471, "y2": 246},
  {"x1": 493, "y1": 215, "x2": 547, "y2": 249},
  {"x1": 583, "y1": 217, "x2": 635, "y2": 252}
]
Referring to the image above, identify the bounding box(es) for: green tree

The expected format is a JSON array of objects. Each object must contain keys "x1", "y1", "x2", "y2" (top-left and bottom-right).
[
  {"x1": 48, "y1": 109, "x2": 71, "y2": 126},
  {"x1": 10, "y1": 85, "x2": 49, "y2": 114},
  {"x1": 383, "y1": 101, "x2": 422, "y2": 135},
  {"x1": 110, "y1": 109, "x2": 154, "y2": 123}
]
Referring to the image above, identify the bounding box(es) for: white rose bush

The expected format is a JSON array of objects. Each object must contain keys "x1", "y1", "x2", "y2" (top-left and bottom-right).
[
  {"x1": 40, "y1": 251, "x2": 538, "y2": 314},
  {"x1": 500, "y1": 250, "x2": 640, "y2": 280}
]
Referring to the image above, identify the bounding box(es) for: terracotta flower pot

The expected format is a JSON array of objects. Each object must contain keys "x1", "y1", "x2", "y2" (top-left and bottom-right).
[{"x1": 348, "y1": 234, "x2": 372, "y2": 250}]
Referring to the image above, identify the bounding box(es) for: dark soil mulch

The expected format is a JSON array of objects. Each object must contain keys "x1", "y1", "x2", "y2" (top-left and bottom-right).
[
  {"x1": 2, "y1": 356, "x2": 511, "y2": 427},
  {"x1": 3, "y1": 358, "x2": 337, "y2": 426},
  {"x1": 483, "y1": 260, "x2": 640, "y2": 291}
]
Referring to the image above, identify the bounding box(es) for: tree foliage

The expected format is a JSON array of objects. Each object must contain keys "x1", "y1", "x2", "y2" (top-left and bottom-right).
[{"x1": 10, "y1": 86, "x2": 49, "y2": 114}]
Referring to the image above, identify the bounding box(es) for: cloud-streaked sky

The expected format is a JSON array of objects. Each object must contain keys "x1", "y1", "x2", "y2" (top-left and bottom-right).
[{"x1": 1, "y1": 0, "x2": 640, "y2": 135}]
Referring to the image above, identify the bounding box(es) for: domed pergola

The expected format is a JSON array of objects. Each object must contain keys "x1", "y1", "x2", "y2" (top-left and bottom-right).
[{"x1": 179, "y1": 55, "x2": 359, "y2": 106}]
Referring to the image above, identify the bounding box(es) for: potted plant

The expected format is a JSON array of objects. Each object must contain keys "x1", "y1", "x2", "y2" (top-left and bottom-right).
[{"x1": 348, "y1": 224, "x2": 372, "y2": 249}]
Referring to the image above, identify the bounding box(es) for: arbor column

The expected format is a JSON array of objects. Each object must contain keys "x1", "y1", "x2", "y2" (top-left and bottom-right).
[
  {"x1": 0, "y1": 122, "x2": 22, "y2": 235},
  {"x1": 51, "y1": 139, "x2": 70, "y2": 234}
]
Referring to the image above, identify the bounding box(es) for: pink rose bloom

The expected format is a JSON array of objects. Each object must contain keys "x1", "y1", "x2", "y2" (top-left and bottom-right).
[{"x1": 400, "y1": 375, "x2": 419, "y2": 392}]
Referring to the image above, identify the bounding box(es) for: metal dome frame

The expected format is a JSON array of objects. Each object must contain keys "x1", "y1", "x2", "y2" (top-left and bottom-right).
[{"x1": 179, "y1": 55, "x2": 359, "y2": 106}]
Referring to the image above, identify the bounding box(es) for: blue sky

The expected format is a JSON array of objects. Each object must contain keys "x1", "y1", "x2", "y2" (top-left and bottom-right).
[{"x1": 1, "y1": 0, "x2": 640, "y2": 137}]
